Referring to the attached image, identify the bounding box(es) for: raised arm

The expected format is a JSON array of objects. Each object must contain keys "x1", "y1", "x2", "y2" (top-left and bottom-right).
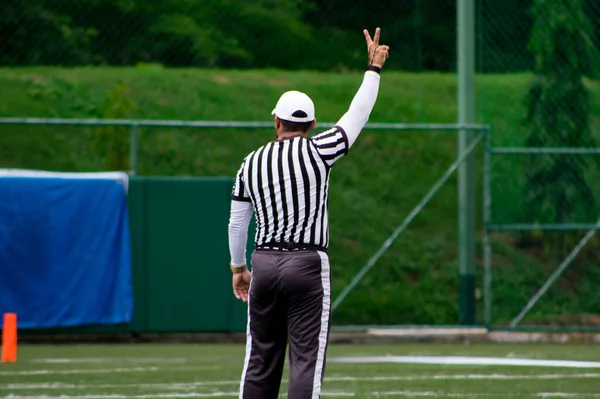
[{"x1": 336, "y1": 28, "x2": 390, "y2": 148}]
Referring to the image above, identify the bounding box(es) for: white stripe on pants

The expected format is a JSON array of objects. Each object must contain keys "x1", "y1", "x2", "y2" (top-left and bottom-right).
[
  {"x1": 312, "y1": 251, "x2": 331, "y2": 398},
  {"x1": 239, "y1": 278, "x2": 253, "y2": 399}
]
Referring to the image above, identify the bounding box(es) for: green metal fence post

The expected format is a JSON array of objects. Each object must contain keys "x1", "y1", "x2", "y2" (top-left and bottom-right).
[
  {"x1": 458, "y1": 0, "x2": 476, "y2": 325},
  {"x1": 130, "y1": 125, "x2": 138, "y2": 175},
  {"x1": 483, "y1": 128, "x2": 492, "y2": 327}
]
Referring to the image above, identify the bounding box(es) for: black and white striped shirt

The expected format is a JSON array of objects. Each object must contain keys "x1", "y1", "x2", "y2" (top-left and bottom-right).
[
  {"x1": 228, "y1": 70, "x2": 380, "y2": 266},
  {"x1": 232, "y1": 127, "x2": 349, "y2": 250}
]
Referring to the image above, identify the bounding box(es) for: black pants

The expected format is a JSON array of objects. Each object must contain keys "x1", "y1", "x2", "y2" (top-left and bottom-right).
[{"x1": 239, "y1": 249, "x2": 331, "y2": 399}]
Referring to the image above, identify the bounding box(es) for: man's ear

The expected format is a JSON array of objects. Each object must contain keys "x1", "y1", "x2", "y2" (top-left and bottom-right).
[
  {"x1": 309, "y1": 119, "x2": 316, "y2": 132},
  {"x1": 274, "y1": 116, "x2": 280, "y2": 130}
]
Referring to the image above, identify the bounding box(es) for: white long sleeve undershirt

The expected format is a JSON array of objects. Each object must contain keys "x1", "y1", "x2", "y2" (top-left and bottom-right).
[
  {"x1": 335, "y1": 70, "x2": 381, "y2": 148},
  {"x1": 228, "y1": 200, "x2": 253, "y2": 267},
  {"x1": 227, "y1": 71, "x2": 381, "y2": 267}
]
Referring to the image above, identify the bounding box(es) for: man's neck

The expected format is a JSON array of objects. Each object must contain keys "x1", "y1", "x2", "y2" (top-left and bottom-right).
[{"x1": 277, "y1": 131, "x2": 307, "y2": 141}]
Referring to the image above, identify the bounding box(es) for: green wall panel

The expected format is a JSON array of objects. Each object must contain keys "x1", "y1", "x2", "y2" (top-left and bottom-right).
[
  {"x1": 125, "y1": 177, "x2": 148, "y2": 332},
  {"x1": 145, "y1": 177, "x2": 235, "y2": 332}
]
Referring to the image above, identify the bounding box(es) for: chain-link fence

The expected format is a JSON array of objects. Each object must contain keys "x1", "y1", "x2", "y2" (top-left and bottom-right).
[
  {"x1": 0, "y1": 0, "x2": 451, "y2": 72},
  {"x1": 479, "y1": 0, "x2": 600, "y2": 141},
  {"x1": 2, "y1": 0, "x2": 600, "y2": 329},
  {"x1": 3, "y1": 1, "x2": 598, "y2": 71},
  {"x1": 480, "y1": 0, "x2": 600, "y2": 329},
  {"x1": 484, "y1": 145, "x2": 600, "y2": 329}
]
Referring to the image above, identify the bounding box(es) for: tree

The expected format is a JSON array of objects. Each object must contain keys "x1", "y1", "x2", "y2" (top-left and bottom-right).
[
  {"x1": 0, "y1": 0, "x2": 96, "y2": 66},
  {"x1": 523, "y1": 0, "x2": 599, "y2": 251},
  {"x1": 92, "y1": 80, "x2": 136, "y2": 172}
]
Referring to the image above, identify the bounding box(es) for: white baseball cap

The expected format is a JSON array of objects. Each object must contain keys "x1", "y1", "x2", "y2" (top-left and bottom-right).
[{"x1": 271, "y1": 90, "x2": 315, "y2": 123}]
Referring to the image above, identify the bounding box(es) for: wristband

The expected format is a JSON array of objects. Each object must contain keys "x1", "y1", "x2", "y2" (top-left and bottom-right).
[
  {"x1": 366, "y1": 65, "x2": 381, "y2": 74},
  {"x1": 230, "y1": 263, "x2": 247, "y2": 273}
]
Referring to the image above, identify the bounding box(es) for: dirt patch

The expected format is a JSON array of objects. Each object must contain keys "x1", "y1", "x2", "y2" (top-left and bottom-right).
[
  {"x1": 213, "y1": 75, "x2": 231, "y2": 84},
  {"x1": 264, "y1": 78, "x2": 289, "y2": 87},
  {"x1": 528, "y1": 314, "x2": 600, "y2": 327}
]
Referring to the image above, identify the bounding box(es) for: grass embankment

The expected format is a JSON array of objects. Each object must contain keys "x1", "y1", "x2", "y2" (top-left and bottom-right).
[{"x1": 1, "y1": 66, "x2": 600, "y2": 326}]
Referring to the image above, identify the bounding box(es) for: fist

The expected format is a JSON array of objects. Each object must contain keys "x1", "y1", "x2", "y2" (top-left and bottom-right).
[{"x1": 364, "y1": 27, "x2": 390, "y2": 68}]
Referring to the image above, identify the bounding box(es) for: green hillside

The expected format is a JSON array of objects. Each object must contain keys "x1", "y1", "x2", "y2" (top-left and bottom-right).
[{"x1": 1, "y1": 67, "x2": 600, "y2": 326}]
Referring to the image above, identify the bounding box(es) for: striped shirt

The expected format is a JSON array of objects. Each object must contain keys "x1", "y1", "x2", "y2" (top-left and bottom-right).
[
  {"x1": 232, "y1": 127, "x2": 349, "y2": 250},
  {"x1": 228, "y1": 70, "x2": 380, "y2": 265}
]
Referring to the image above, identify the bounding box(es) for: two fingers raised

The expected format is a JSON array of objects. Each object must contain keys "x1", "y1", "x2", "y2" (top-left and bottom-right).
[
  {"x1": 364, "y1": 27, "x2": 389, "y2": 65},
  {"x1": 363, "y1": 27, "x2": 381, "y2": 49}
]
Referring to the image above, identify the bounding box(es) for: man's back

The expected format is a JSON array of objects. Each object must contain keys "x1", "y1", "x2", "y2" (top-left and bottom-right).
[{"x1": 232, "y1": 127, "x2": 348, "y2": 251}]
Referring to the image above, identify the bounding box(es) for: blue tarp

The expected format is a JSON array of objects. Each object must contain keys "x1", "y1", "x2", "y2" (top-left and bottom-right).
[{"x1": 0, "y1": 170, "x2": 133, "y2": 329}]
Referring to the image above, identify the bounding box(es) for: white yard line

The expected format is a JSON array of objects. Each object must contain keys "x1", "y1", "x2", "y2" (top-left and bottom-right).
[
  {"x1": 0, "y1": 394, "x2": 354, "y2": 399},
  {"x1": 372, "y1": 393, "x2": 600, "y2": 398},
  {"x1": 329, "y1": 356, "x2": 600, "y2": 368},
  {"x1": 0, "y1": 368, "x2": 159, "y2": 376},
  {"x1": 372, "y1": 392, "x2": 438, "y2": 397},
  {"x1": 538, "y1": 395, "x2": 600, "y2": 398},
  {"x1": 0, "y1": 382, "x2": 239, "y2": 390},
  {"x1": 327, "y1": 372, "x2": 600, "y2": 382},
  {"x1": 23, "y1": 355, "x2": 600, "y2": 369},
  {"x1": 370, "y1": 393, "x2": 509, "y2": 397},
  {"x1": 0, "y1": 394, "x2": 240, "y2": 399},
  {"x1": 3, "y1": 373, "x2": 600, "y2": 391},
  {"x1": 1, "y1": 366, "x2": 219, "y2": 376},
  {"x1": 30, "y1": 359, "x2": 188, "y2": 364}
]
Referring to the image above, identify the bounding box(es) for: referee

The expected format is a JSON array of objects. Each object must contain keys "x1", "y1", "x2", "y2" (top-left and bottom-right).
[{"x1": 228, "y1": 28, "x2": 389, "y2": 399}]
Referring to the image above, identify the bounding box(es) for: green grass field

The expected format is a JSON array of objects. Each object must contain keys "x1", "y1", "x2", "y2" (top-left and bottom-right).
[
  {"x1": 1, "y1": 343, "x2": 600, "y2": 398},
  {"x1": 1, "y1": 67, "x2": 600, "y2": 326}
]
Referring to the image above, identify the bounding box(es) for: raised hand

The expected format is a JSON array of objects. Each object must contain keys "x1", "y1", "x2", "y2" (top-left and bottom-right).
[{"x1": 363, "y1": 27, "x2": 390, "y2": 68}]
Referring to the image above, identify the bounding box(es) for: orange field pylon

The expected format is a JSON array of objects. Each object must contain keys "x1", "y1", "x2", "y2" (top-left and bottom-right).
[{"x1": 1, "y1": 313, "x2": 17, "y2": 363}]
